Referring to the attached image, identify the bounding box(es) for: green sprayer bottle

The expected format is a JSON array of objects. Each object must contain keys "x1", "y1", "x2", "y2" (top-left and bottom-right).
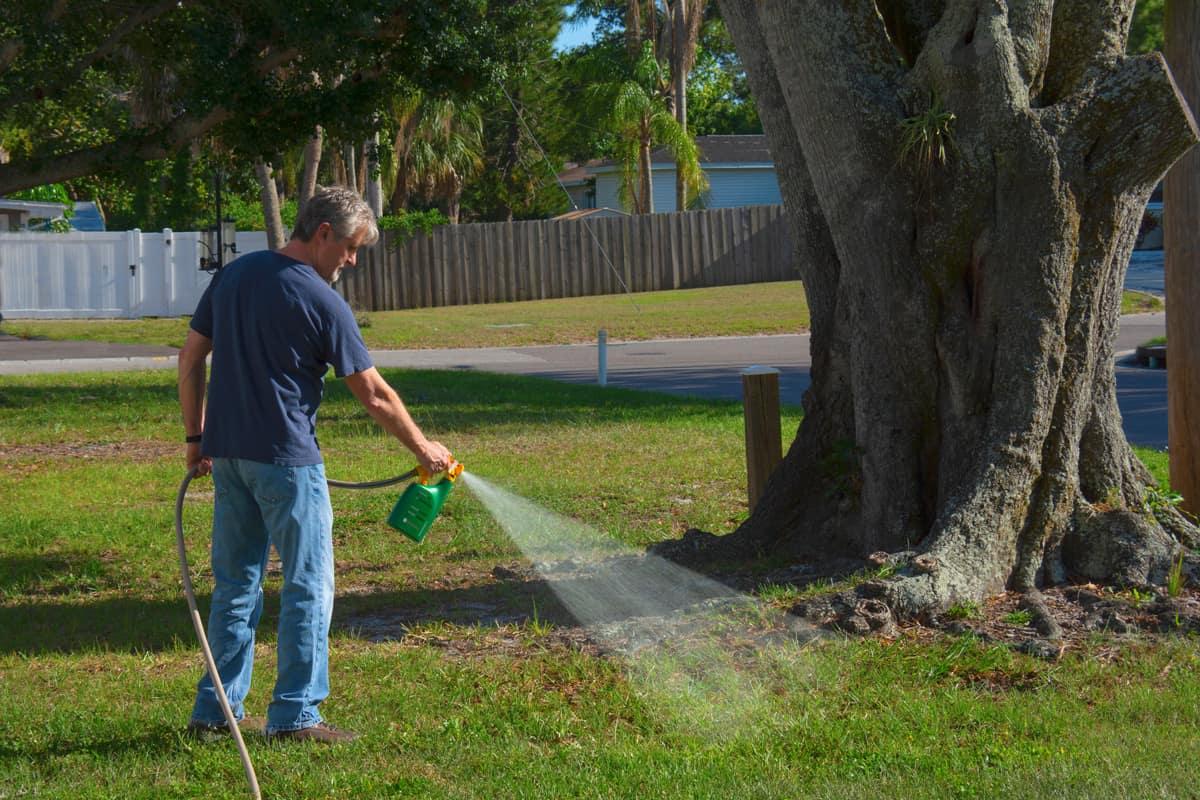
[{"x1": 388, "y1": 462, "x2": 464, "y2": 543}]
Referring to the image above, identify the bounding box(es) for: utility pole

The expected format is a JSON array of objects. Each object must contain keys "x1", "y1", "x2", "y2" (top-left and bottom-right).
[{"x1": 1165, "y1": 0, "x2": 1200, "y2": 513}]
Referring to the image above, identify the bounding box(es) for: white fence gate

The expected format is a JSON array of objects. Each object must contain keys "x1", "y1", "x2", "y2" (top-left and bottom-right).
[{"x1": 0, "y1": 230, "x2": 268, "y2": 319}]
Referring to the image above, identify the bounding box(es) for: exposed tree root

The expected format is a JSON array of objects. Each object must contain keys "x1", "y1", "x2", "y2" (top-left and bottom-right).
[
  {"x1": 1062, "y1": 506, "x2": 1183, "y2": 588},
  {"x1": 1018, "y1": 591, "x2": 1064, "y2": 640}
]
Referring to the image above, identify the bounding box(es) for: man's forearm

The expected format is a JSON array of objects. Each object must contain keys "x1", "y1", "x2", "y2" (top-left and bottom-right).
[
  {"x1": 178, "y1": 358, "x2": 207, "y2": 435},
  {"x1": 177, "y1": 329, "x2": 213, "y2": 437},
  {"x1": 364, "y1": 386, "x2": 428, "y2": 452},
  {"x1": 346, "y1": 368, "x2": 432, "y2": 455}
]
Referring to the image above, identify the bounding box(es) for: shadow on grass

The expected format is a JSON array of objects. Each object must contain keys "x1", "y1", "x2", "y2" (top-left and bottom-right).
[
  {"x1": 324, "y1": 368, "x2": 747, "y2": 431},
  {"x1": 0, "y1": 725, "x2": 188, "y2": 761},
  {"x1": 0, "y1": 552, "x2": 113, "y2": 597},
  {"x1": 0, "y1": 594, "x2": 199, "y2": 655},
  {"x1": 0, "y1": 582, "x2": 572, "y2": 656},
  {"x1": 0, "y1": 376, "x2": 177, "y2": 415},
  {"x1": 0, "y1": 556, "x2": 753, "y2": 655},
  {"x1": 335, "y1": 576, "x2": 577, "y2": 636},
  {"x1": 0, "y1": 368, "x2": 747, "y2": 439}
]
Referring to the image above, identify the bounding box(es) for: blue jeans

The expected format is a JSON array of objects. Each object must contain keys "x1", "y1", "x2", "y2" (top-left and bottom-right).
[{"x1": 190, "y1": 458, "x2": 335, "y2": 734}]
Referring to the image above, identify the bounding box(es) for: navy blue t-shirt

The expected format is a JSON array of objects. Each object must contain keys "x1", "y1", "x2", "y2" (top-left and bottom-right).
[{"x1": 190, "y1": 250, "x2": 373, "y2": 465}]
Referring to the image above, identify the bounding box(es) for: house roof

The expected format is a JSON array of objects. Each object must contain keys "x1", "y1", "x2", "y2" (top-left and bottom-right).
[
  {"x1": 677, "y1": 134, "x2": 772, "y2": 164},
  {"x1": 0, "y1": 198, "x2": 106, "y2": 231},
  {"x1": 0, "y1": 198, "x2": 67, "y2": 217},
  {"x1": 558, "y1": 159, "x2": 605, "y2": 186},
  {"x1": 553, "y1": 207, "x2": 629, "y2": 221}
]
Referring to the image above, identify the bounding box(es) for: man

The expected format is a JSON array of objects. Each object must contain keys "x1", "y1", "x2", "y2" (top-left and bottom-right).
[{"x1": 178, "y1": 185, "x2": 453, "y2": 744}]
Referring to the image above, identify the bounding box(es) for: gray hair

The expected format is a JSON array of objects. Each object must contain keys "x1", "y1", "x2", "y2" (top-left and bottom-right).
[{"x1": 291, "y1": 185, "x2": 379, "y2": 245}]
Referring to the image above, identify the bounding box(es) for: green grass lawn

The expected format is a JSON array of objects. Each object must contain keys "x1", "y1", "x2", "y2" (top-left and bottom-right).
[
  {"x1": 0, "y1": 283, "x2": 1162, "y2": 352},
  {"x1": 1121, "y1": 290, "x2": 1164, "y2": 315},
  {"x1": 1, "y1": 368, "x2": 1195, "y2": 799},
  {"x1": 0, "y1": 281, "x2": 812, "y2": 350}
]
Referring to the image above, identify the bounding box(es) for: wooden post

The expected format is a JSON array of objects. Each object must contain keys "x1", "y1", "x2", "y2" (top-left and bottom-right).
[
  {"x1": 742, "y1": 366, "x2": 782, "y2": 510},
  {"x1": 1166, "y1": 0, "x2": 1200, "y2": 514}
]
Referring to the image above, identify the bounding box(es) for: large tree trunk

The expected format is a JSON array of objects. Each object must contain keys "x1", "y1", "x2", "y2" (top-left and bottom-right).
[
  {"x1": 255, "y1": 158, "x2": 286, "y2": 250},
  {"x1": 388, "y1": 112, "x2": 420, "y2": 213},
  {"x1": 1165, "y1": 0, "x2": 1200, "y2": 516},
  {"x1": 343, "y1": 143, "x2": 358, "y2": 193},
  {"x1": 714, "y1": 0, "x2": 1199, "y2": 617},
  {"x1": 638, "y1": 123, "x2": 654, "y2": 214},
  {"x1": 626, "y1": 0, "x2": 643, "y2": 62},
  {"x1": 498, "y1": 87, "x2": 524, "y2": 222},
  {"x1": 298, "y1": 126, "x2": 323, "y2": 216},
  {"x1": 442, "y1": 174, "x2": 463, "y2": 225},
  {"x1": 671, "y1": 0, "x2": 704, "y2": 210},
  {"x1": 364, "y1": 132, "x2": 384, "y2": 217}
]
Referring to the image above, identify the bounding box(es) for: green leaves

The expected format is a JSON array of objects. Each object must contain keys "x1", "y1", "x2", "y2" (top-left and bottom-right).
[
  {"x1": 608, "y1": 41, "x2": 708, "y2": 212},
  {"x1": 0, "y1": 1, "x2": 546, "y2": 195},
  {"x1": 898, "y1": 93, "x2": 959, "y2": 177}
]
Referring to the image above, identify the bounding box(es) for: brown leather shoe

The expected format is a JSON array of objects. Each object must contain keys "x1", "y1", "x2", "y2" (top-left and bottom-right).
[
  {"x1": 267, "y1": 721, "x2": 359, "y2": 744},
  {"x1": 185, "y1": 715, "x2": 265, "y2": 740}
]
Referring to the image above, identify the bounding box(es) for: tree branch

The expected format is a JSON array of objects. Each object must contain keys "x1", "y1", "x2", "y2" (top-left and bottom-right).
[
  {"x1": 85, "y1": 0, "x2": 182, "y2": 76},
  {"x1": 1042, "y1": 0, "x2": 1136, "y2": 104},
  {"x1": 1006, "y1": 0, "x2": 1054, "y2": 98},
  {"x1": 1, "y1": 0, "x2": 181, "y2": 102},
  {"x1": 0, "y1": 39, "x2": 23, "y2": 75},
  {"x1": 256, "y1": 45, "x2": 302, "y2": 78},
  {"x1": 1058, "y1": 54, "x2": 1200, "y2": 192},
  {"x1": 0, "y1": 108, "x2": 232, "y2": 195},
  {"x1": 906, "y1": 0, "x2": 1035, "y2": 114}
]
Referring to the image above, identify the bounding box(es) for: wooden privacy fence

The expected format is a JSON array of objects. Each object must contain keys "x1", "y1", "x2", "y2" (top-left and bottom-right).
[{"x1": 336, "y1": 205, "x2": 795, "y2": 311}]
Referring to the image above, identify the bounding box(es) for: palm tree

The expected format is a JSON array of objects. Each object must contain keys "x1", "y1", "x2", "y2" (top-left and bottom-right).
[
  {"x1": 609, "y1": 41, "x2": 705, "y2": 213},
  {"x1": 387, "y1": 92, "x2": 483, "y2": 223}
]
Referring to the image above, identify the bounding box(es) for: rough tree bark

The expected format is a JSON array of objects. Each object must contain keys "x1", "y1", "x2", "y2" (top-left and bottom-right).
[
  {"x1": 638, "y1": 125, "x2": 654, "y2": 214},
  {"x1": 343, "y1": 143, "x2": 358, "y2": 193},
  {"x1": 674, "y1": 0, "x2": 688, "y2": 212},
  {"x1": 298, "y1": 126, "x2": 323, "y2": 217},
  {"x1": 364, "y1": 132, "x2": 384, "y2": 217},
  {"x1": 1165, "y1": 0, "x2": 1200, "y2": 517},
  {"x1": 255, "y1": 158, "x2": 286, "y2": 251},
  {"x1": 669, "y1": 0, "x2": 704, "y2": 210},
  {"x1": 711, "y1": 0, "x2": 1200, "y2": 617},
  {"x1": 388, "y1": 113, "x2": 418, "y2": 213}
]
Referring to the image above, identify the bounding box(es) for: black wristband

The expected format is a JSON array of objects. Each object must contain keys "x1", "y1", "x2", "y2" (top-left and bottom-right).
[{"x1": 185, "y1": 434, "x2": 202, "y2": 443}]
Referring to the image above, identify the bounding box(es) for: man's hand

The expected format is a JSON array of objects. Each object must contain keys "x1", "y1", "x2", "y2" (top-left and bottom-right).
[
  {"x1": 187, "y1": 443, "x2": 212, "y2": 477},
  {"x1": 416, "y1": 440, "x2": 454, "y2": 475}
]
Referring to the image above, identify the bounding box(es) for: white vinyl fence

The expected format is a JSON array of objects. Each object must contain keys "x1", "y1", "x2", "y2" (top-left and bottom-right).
[{"x1": 0, "y1": 230, "x2": 268, "y2": 319}]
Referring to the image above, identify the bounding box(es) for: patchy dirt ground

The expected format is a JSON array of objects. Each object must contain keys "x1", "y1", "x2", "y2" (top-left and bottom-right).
[
  {"x1": 0, "y1": 439, "x2": 176, "y2": 464},
  {"x1": 932, "y1": 584, "x2": 1200, "y2": 652},
  {"x1": 336, "y1": 552, "x2": 1200, "y2": 663}
]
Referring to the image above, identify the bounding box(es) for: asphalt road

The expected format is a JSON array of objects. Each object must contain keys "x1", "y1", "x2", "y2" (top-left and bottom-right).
[{"x1": 0, "y1": 312, "x2": 1170, "y2": 448}]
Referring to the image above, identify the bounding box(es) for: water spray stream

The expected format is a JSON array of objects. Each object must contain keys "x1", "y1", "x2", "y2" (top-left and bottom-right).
[{"x1": 460, "y1": 471, "x2": 822, "y2": 737}]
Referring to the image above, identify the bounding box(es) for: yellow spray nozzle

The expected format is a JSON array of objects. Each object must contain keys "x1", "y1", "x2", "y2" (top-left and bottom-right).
[{"x1": 416, "y1": 461, "x2": 464, "y2": 485}]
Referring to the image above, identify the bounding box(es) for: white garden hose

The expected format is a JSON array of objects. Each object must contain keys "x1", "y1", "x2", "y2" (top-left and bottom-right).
[{"x1": 175, "y1": 465, "x2": 419, "y2": 800}]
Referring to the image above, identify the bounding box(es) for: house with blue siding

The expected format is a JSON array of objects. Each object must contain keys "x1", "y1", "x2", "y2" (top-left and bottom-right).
[
  {"x1": 0, "y1": 198, "x2": 106, "y2": 231},
  {"x1": 559, "y1": 135, "x2": 782, "y2": 214}
]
